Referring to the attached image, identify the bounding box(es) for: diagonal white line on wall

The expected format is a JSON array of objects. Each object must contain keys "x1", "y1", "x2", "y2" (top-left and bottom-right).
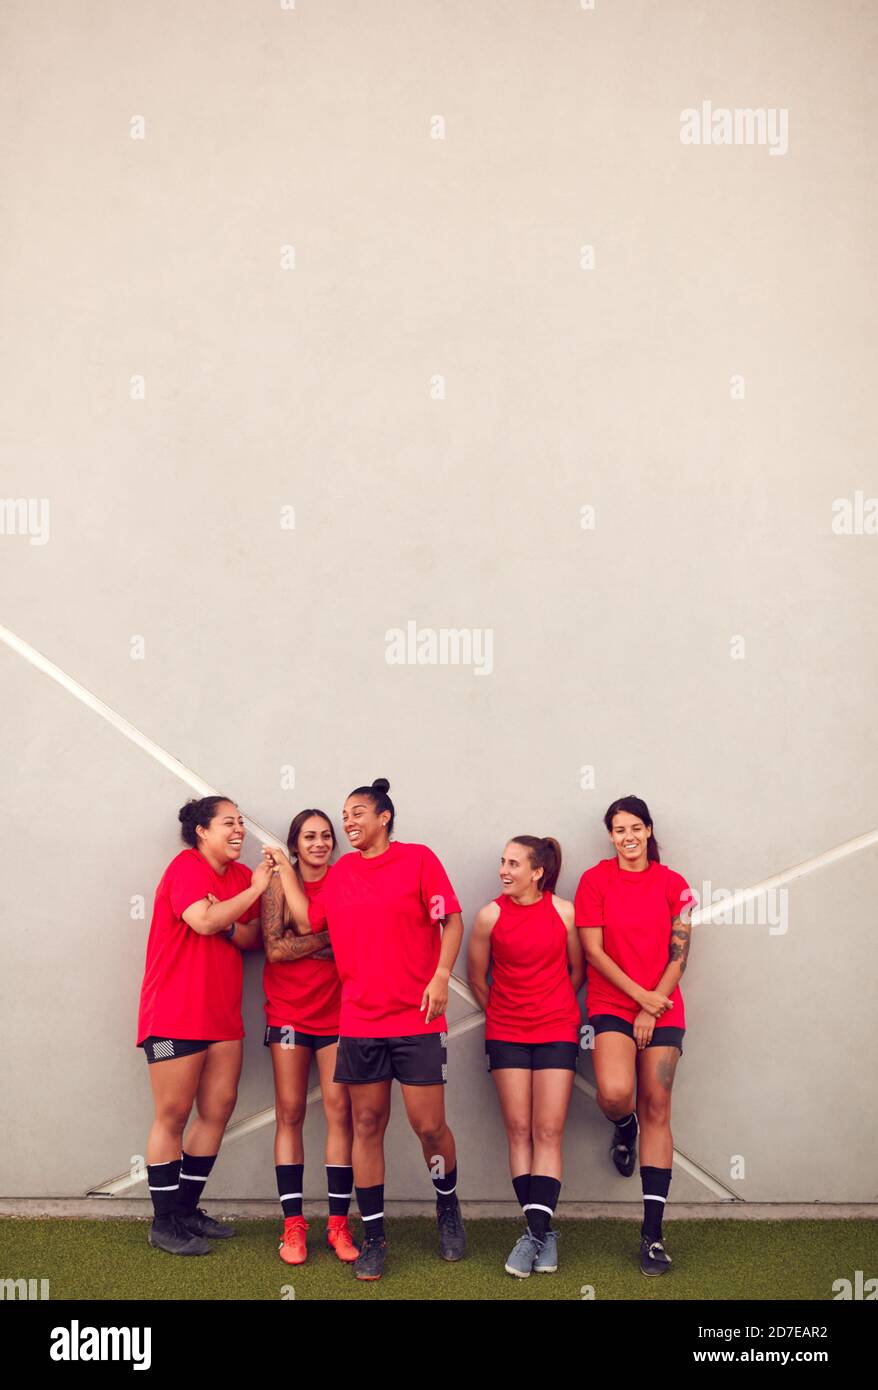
[{"x1": 0, "y1": 624, "x2": 847, "y2": 1205}]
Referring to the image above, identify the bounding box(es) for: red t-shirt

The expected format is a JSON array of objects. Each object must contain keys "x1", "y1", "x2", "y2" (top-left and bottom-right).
[
  {"x1": 485, "y1": 892, "x2": 581, "y2": 1044},
  {"x1": 574, "y1": 857, "x2": 691, "y2": 1028},
  {"x1": 136, "y1": 848, "x2": 260, "y2": 1045},
  {"x1": 263, "y1": 876, "x2": 342, "y2": 1035},
  {"x1": 307, "y1": 841, "x2": 461, "y2": 1037}
]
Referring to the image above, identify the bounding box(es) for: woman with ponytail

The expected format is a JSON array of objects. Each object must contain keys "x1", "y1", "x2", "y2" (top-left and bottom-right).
[
  {"x1": 136, "y1": 797, "x2": 272, "y2": 1258},
  {"x1": 574, "y1": 795, "x2": 695, "y2": 1278},
  {"x1": 467, "y1": 836, "x2": 585, "y2": 1278},
  {"x1": 265, "y1": 778, "x2": 467, "y2": 1283},
  {"x1": 260, "y1": 809, "x2": 358, "y2": 1267}
]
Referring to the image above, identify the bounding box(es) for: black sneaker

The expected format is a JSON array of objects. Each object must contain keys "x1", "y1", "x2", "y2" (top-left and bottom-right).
[
  {"x1": 611, "y1": 1116, "x2": 638, "y2": 1176},
  {"x1": 178, "y1": 1206, "x2": 237, "y2": 1239},
  {"x1": 354, "y1": 1234, "x2": 387, "y2": 1281},
  {"x1": 436, "y1": 1195, "x2": 467, "y2": 1261},
  {"x1": 640, "y1": 1236, "x2": 672, "y2": 1276},
  {"x1": 148, "y1": 1215, "x2": 212, "y2": 1256}
]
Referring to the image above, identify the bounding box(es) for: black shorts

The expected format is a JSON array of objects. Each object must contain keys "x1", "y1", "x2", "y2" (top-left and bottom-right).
[
  {"x1": 263, "y1": 1025, "x2": 338, "y2": 1052},
  {"x1": 334, "y1": 1032, "x2": 448, "y2": 1086},
  {"x1": 140, "y1": 1036, "x2": 214, "y2": 1065},
  {"x1": 590, "y1": 1013, "x2": 685, "y2": 1055},
  {"x1": 486, "y1": 1040, "x2": 579, "y2": 1073}
]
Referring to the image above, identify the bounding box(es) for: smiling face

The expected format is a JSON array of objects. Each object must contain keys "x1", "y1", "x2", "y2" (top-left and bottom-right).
[
  {"x1": 342, "y1": 795, "x2": 389, "y2": 854},
  {"x1": 499, "y1": 841, "x2": 543, "y2": 898},
  {"x1": 294, "y1": 814, "x2": 335, "y2": 872},
  {"x1": 609, "y1": 811, "x2": 651, "y2": 868},
  {"x1": 197, "y1": 800, "x2": 245, "y2": 863}
]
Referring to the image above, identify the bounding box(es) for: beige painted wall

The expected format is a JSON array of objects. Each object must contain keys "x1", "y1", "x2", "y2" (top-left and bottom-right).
[{"x1": 1, "y1": 1, "x2": 876, "y2": 1203}]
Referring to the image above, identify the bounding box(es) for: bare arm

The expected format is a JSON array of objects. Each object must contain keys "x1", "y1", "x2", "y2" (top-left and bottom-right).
[
  {"x1": 555, "y1": 896, "x2": 586, "y2": 993},
  {"x1": 652, "y1": 914, "x2": 692, "y2": 1000},
  {"x1": 421, "y1": 910, "x2": 465, "y2": 1025},
  {"x1": 229, "y1": 916, "x2": 263, "y2": 951},
  {"x1": 261, "y1": 875, "x2": 331, "y2": 964},
  {"x1": 466, "y1": 903, "x2": 499, "y2": 1011},
  {"x1": 182, "y1": 883, "x2": 263, "y2": 936}
]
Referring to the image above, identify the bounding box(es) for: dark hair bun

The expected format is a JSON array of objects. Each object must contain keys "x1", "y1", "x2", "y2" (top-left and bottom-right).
[{"x1": 371, "y1": 777, "x2": 391, "y2": 794}]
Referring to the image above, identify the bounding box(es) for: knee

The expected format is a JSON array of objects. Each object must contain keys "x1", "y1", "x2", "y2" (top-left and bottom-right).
[
  {"x1": 156, "y1": 1102, "x2": 190, "y2": 1136},
  {"x1": 201, "y1": 1088, "x2": 238, "y2": 1126},
  {"x1": 353, "y1": 1108, "x2": 387, "y2": 1142},
  {"x1": 323, "y1": 1094, "x2": 352, "y2": 1130},
  {"x1": 599, "y1": 1083, "x2": 634, "y2": 1114},
  {"x1": 275, "y1": 1099, "x2": 306, "y2": 1131},
  {"x1": 505, "y1": 1118, "x2": 533, "y2": 1148},
  {"x1": 533, "y1": 1120, "x2": 564, "y2": 1148},
  {"x1": 638, "y1": 1092, "x2": 671, "y2": 1128},
  {"x1": 411, "y1": 1119, "x2": 447, "y2": 1150}
]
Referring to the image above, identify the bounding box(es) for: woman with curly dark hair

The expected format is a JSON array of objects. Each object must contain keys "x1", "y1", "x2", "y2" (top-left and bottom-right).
[{"x1": 137, "y1": 796, "x2": 271, "y2": 1257}]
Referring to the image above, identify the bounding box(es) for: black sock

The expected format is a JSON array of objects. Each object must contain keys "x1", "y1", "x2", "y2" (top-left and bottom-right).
[
  {"x1": 512, "y1": 1172, "x2": 531, "y2": 1215},
  {"x1": 276, "y1": 1164, "x2": 304, "y2": 1218},
  {"x1": 525, "y1": 1175, "x2": 561, "y2": 1240},
  {"x1": 178, "y1": 1152, "x2": 217, "y2": 1213},
  {"x1": 326, "y1": 1164, "x2": 353, "y2": 1218},
  {"x1": 640, "y1": 1166, "x2": 672, "y2": 1242},
  {"x1": 147, "y1": 1159, "x2": 181, "y2": 1222},
  {"x1": 356, "y1": 1183, "x2": 385, "y2": 1240},
  {"x1": 432, "y1": 1163, "x2": 458, "y2": 1208},
  {"x1": 612, "y1": 1112, "x2": 638, "y2": 1144}
]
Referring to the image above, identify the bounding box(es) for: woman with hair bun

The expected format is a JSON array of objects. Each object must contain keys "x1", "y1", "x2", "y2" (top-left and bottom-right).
[
  {"x1": 574, "y1": 795, "x2": 694, "y2": 1278},
  {"x1": 467, "y1": 837, "x2": 585, "y2": 1279},
  {"x1": 136, "y1": 797, "x2": 272, "y2": 1257},
  {"x1": 266, "y1": 778, "x2": 466, "y2": 1282}
]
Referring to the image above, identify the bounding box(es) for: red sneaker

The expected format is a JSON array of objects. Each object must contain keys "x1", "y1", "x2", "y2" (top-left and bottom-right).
[
  {"x1": 279, "y1": 1216, "x2": 309, "y2": 1265},
  {"x1": 326, "y1": 1215, "x2": 360, "y2": 1263}
]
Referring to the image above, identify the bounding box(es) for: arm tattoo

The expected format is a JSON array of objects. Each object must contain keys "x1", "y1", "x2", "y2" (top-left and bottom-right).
[
  {"x1": 261, "y1": 877, "x2": 331, "y2": 962},
  {"x1": 261, "y1": 877, "x2": 288, "y2": 949},
  {"x1": 668, "y1": 916, "x2": 691, "y2": 972},
  {"x1": 269, "y1": 929, "x2": 331, "y2": 962}
]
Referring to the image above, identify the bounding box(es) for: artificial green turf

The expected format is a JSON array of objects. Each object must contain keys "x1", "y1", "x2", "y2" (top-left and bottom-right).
[{"x1": 1, "y1": 1218, "x2": 875, "y2": 1301}]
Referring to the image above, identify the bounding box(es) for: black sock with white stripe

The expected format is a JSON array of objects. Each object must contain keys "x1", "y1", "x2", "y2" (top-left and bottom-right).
[
  {"x1": 512, "y1": 1172, "x2": 531, "y2": 1214},
  {"x1": 432, "y1": 1163, "x2": 458, "y2": 1209},
  {"x1": 356, "y1": 1183, "x2": 385, "y2": 1240},
  {"x1": 525, "y1": 1175, "x2": 561, "y2": 1240},
  {"x1": 326, "y1": 1164, "x2": 354, "y2": 1217},
  {"x1": 178, "y1": 1152, "x2": 217, "y2": 1213},
  {"x1": 147, "y1": 1159, "x2": 181, "y2": 1222},
  {"x1": 613, "y1": 1111, "x2": 638, "y2": 1144},
  {"x1": 276, "y1": 1164, "x2": 304, "y2": 1218},
  {"x1": 640, "y1": 1165, "x2": 672, "y2": 1241}
]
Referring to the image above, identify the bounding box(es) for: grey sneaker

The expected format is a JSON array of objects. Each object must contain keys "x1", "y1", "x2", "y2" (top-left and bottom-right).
[
  {"x1": 533, "y1": 1228, "x2": 558, "y2": 1273},
  {"x1": 504, "y1": 1229, "x2": 543, "y2": 1278}
]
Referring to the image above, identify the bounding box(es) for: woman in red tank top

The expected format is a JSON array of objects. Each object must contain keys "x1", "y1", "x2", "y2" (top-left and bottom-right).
[
  {"x1": 260, "y1": 809, "x2": 359, "y2": 1268},
  {"x1": 468, "y1": 836, "x2": 585, "y2": 1279}
]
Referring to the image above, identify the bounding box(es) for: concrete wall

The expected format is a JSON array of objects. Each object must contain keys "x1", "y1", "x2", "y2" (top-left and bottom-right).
[{"x1": 1, "y1": 1, "x2": 876, "y2": 1204}]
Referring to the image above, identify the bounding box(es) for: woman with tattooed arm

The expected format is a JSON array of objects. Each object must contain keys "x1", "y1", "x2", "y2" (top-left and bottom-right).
[
  {"x1": 574, "y1": 795, "x2": 694, "y2": 1278},
  {"x1": 261, "y1": 810, "x2": 358, "y2": 1266}
]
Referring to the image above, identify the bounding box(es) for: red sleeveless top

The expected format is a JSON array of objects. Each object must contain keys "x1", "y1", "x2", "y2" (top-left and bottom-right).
[{"x1": 485, "y1": 891, "x2": 581, "y2": 1044}]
